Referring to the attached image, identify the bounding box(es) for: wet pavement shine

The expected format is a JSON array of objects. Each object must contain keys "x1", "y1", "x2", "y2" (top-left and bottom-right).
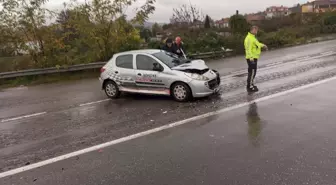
[
  {"x1": 2, "y1": 70, "x2": 336, "y2": 185},
  {"x1": 2, "y1": 40, "x2": 336, "y2": 184}
]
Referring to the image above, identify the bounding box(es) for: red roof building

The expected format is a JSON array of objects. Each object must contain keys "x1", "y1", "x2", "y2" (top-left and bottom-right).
[
  {"x1": 214, "y1": 18, "x2": 230, "y2": 28},
  {"x1": 314, "y1": 0, "x2": 336, "y2": 12},
  {"x1": 265, "y1": 6, "x2": 290, "y2": 19},
  {"x1": 245, "y1": 13, "x2": 265, "y2": 24}
]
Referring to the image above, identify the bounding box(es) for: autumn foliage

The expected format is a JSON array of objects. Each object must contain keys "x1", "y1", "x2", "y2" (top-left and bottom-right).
[{"x1": 0, "y1": 0, "x2": 156, "y2": 70}]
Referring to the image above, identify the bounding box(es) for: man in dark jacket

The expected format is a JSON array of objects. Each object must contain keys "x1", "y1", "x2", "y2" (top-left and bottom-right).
[
  {"x1": 174, "y1": 36, "x2": 186, "y2": 58},
  {"x1": 162, "y1": 38, "x2": 175, "y2": 53}
]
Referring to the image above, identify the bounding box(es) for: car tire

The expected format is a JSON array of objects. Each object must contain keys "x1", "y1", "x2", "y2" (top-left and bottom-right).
[
  {"x1": 171, "y1": 82, "x2": 192, "y2": 102},
  {"x1": 104, "y1": 80, "x2": 120, "y2": 99}
]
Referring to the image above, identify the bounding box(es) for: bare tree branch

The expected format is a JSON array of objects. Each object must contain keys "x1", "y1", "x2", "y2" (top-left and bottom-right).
[{"x1": 170, "y1": 3, "x2": 204, "y2": 25}]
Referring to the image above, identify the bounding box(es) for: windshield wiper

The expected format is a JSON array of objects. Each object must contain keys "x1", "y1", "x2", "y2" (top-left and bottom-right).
[
  {"x1": 172, "y1": 59, "x2": 181, "y2": 64},
  {"x1": 181, "y1": 59, "x2": 191, "y2": 63}
]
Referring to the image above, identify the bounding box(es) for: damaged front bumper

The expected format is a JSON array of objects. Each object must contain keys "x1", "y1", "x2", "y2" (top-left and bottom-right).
[{"x1": 189, "y1": 70, "x2": 221, "y2": 98}]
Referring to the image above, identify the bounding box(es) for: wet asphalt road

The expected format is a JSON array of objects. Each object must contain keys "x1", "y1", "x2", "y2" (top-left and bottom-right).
[
  {"x1": 3, "y1": 79, "x2": 336, "y2": 185},
  {"x1": 1, "y1": 40, "x2": 336, "y2": 184},
  {"x1": 1, "y1": 40, "x2": 336, "y2": 119}
]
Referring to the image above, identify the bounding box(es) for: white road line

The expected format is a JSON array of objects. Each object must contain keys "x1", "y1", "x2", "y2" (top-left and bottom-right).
[
  {"x1": 1, "y1": 112, "x2": 47, "y2": 123},
  {"x1": 79, "y1": 99, "x2": 110, "y2": 107},
  {"x1": 265, "y1": 61, "x2": 284, "y2": 67},
  {"x1": 321, "y1": 51, "x2": 334, "y2": 55},
  {"x1": 296, "y1": 56, "x2": 310, "y2": 60},
  {"x1": 1, "y1": 75, "x2": 336, "y2": 179}
]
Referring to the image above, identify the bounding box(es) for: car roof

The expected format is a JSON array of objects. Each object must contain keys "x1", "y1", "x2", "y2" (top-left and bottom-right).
[{"x1": 116, "y1": 49, "x2": 162, "y2": 55}]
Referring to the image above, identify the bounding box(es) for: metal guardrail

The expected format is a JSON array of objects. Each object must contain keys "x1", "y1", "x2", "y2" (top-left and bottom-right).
[
  {"x1": 189, "y1": 50, "x2": 233, "y2": 59},
  {"x1": 0, "y1": 51, "x2": 232, "y2": 79},
  {"x1": 0, "y1": 62, "x2": 107, "y2": 79}
]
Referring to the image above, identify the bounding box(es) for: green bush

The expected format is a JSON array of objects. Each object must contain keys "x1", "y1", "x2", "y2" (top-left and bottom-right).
[
  {"x1": 323, "y1": 15, "x2": 336, "y2": 25},
  {"x1": 260, "y1": 30, "x2": 293, "y2": 48},
  {"x1": 148, "y1": 41, "x2": 162, "y2": 49},
  {"x1": 224, "y1": 34, "x2": 245, "y2": 54},
  {"x1": 321, "y1": 25, "x2": 336, "y2": 33}
]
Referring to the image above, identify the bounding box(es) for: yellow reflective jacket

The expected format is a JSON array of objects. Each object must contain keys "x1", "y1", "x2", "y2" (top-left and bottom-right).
[{"x1": 244, "y1": 32, "x2": 265, "y2": 60}]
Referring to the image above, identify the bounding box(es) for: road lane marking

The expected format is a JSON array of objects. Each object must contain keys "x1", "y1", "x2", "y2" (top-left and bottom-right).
[
  {"x1": 1, "y1": 112, "x2": 47, "y2": 123},
  {"x1": 79, "y1": 99, "x2": 110, "y2": 107},
  {"x1": 1, "y1": 75, "x2": 336, "y2": 179},
  {"x1": 295, "y1": 56, "x2": 310, "y2": 60},
  {"x1": 321, "y1": 51, "x2": 334, "y2": 55},
  {"x1": 265, "y1": 61, "x2": 284, "y2": 67}
]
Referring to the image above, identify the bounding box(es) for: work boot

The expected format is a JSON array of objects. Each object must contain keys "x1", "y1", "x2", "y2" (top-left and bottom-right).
[
  {"x1": 247, "y1": 86, "x2": 259, "y2": 92},
  {"x1": 252, "y1": 85, "x2": 259, "y2": 91}
]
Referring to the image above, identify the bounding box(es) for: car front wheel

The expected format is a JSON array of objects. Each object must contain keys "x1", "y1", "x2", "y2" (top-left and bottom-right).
[
  {"x1": 171, "y1": 82, "x2": 192, "y2": 102},
  {"x1": 104, "y1": 80, "x2": 120, "y2": 99}
]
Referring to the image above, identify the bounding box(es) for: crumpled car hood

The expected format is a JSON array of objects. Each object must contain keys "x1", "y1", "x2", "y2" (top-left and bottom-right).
[{"x1": 171, "y1": 59, "x2": 208, "y2": 71}]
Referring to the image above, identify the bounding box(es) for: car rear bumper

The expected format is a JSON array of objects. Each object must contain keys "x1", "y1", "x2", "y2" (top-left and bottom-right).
[{"x1": 99, "y1": 77, "x2": 104, "y2": 89}]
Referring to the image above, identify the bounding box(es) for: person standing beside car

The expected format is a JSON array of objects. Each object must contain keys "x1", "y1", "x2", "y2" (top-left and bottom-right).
[
  {"x1": 174, "y1": 36, "x2": 186, "y2": 58},
  {"x1": 244, "y1": 26, "x2": 268, "y2": 92},
  {"x1": 162, "y1": 38, "x2": 175, "y2": 54}
]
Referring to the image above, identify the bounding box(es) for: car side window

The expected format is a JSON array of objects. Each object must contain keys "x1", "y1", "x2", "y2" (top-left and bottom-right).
[
  {"x1": 136, "y1": 55, "x2": 162, "y2": 71},
  {"x1": 116, "y1": 55, "x2": 133, "y2": 69}
]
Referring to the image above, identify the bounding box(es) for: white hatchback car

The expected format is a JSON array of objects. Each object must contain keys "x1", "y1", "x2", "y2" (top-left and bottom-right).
[{"x1": 99, "y1": 49, "x2": 220, "y2": 102}]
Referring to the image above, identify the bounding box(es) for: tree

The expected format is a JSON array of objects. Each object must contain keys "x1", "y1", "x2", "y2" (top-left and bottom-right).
[
  {"x1": 61, "y1": 0, "x2": 156, "y2": 61},
  {"x1": 204, "y1": 15, "x2": 211, "y2": 28},
  {"x1": 170, "y1": 3, "x2": 204, "y2": 25},
  {"x1": 0, "y1": 26, "x2": 19, "y2": 56},
  {"x1": 229, "y1": 13, "x2": 250, "y2": 34},
  {"x1": 0, "y1": 0, "x2": 157, "y2": 70},
  {"x1": 56, "y1": 8, "x2": 85, "y2": 47},
  {"x1": 152, "y1": 23, "x2": 162, "y2": 36},
  {"x1": 0, "y1": 0, "x2": 63, "y2": 66},
  {"x1": 139, "y1": 27, "x2": 152, "y2": 42},
  {"x1": 162, "y1": 23, "x2": 172, "y2": 30}
]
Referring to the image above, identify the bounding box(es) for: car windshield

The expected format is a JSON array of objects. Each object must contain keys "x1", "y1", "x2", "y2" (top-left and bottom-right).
[{"x1": 152, "y1": 51, "x2": 183, "y2": 68}]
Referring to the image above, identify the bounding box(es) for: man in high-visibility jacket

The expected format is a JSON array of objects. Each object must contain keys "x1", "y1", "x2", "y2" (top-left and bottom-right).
[{"x1": 244, "y1": 26, "x2": 268, "y2": 92}]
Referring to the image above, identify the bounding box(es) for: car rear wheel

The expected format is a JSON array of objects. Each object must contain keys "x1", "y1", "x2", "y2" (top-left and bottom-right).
[
  {"x1": 171, "y1": 82, "x2": 192, "y2": 102},
  {"x1": 104, "y1": 80, "x2": 120, "y2": 99}
]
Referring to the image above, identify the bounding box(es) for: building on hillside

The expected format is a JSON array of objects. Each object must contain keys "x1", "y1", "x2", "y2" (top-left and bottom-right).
[
  {"x1": 150, "y1": 32, "x2": 164, "y2": 42},
  {"x1": 191, "y1": 20, "x2": 204, "y2": 29},
  {"x1": 163, "y1": 29, "x2": 173, "y2": 37},
  {"x1": 245, "y1": 13, "x2": 265, "y2": 24},
  {"x1": 288, "y1": 4, "x2": 302, "y2": 14},
  {"x1": 169, "y1": 18, "x2": 190, "y2": 27},
  {"x1": 301, "y1": 2, "x2": 314, "y2": 13},
  {"x1": 216, "y1": 32, "x2": 231, "y2": 37},
  {"x1": 314, "y1": 0, "x2": 336, "y2": 12},
  {"x1": 265, "y1": 6, "x2": 290, "y2": 19},
  {"x1": 214, "y1": 18, "x2": 230, "y2": 28}
]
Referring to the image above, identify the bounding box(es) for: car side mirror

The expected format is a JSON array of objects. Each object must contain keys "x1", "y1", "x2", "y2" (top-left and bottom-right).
[{"x1": 153, "y1": 63, "x2": 163, "y2": 72}]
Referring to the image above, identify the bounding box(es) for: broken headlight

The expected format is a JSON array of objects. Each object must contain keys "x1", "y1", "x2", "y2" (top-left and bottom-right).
[{"x1": 184, "y1": 73, "x2": 209, "y2": 81}]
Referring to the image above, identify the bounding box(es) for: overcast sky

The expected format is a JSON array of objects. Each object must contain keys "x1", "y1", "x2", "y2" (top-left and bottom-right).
[{"x1": 46, "y1": 0, "x2": 308, "y2": 23}]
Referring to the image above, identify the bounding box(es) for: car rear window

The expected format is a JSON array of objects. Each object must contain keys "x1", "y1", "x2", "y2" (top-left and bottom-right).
[{"x1": 116, "y1": 55, "x2": 133, "y2": 69}]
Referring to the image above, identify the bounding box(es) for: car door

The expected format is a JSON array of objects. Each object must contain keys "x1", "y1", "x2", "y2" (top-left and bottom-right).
[
  {"x1": 113, "y1": 54, "x2": 137, "y2": 89},
  {"x1": 135, "y1": 54, "x2": 169, "y2": 91}
]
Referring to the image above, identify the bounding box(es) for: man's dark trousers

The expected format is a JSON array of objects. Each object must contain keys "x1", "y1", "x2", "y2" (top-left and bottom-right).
[{"x1": 246, "y1": 59, "x2": 258, "y2": 88}]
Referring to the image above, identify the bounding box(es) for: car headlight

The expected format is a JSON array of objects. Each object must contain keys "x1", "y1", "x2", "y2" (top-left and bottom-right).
[{"x1": 184, "y1": 73, "x2": 209, "y2": 81}]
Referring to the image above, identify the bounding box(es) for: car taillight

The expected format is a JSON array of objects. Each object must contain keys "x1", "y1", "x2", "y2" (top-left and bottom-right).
[{"x1": 100, "y1": 67, "x2": 106, "y2": 73}]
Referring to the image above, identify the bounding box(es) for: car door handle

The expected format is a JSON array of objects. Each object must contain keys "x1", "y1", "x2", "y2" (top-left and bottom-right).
[
  {"x1": 114, "y1": 71, "x2": 118, "y2": 74},
  {"x1": 137, "y1": 73, "x2": 142, "y2": 76}
]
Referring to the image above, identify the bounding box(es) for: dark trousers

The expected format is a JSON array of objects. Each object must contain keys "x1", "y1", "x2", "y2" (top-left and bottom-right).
[{"x1": 246, "y1": 59, "x2": 258, "y2": 88}]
